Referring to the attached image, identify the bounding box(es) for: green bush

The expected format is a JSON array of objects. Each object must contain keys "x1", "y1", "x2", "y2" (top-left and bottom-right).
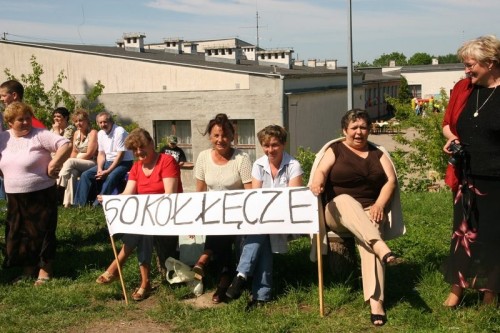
[{"x1": 295, "y1": 146, "x2": 316, "y2": 185}]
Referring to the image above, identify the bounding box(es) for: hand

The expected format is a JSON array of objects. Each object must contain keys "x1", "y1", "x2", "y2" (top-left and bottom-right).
[
  {"x1": 443, "y1": 137, "x2": 459, "y2": 155},
  {"x1": 47, "y1": 160, "x2": 61, "y2": 179},
  {"x1": 309, "y1": 183, "x2": 324, "y2": 196},
  {"x1": 95, "y1": 169, "x2": 108, "y2": 180},
  {"x1": 369, "y1": 204, "x2": 385, "y2": 223},
  {"x1": 96, "y1": 194, "x2": 103, "y2": 203}
]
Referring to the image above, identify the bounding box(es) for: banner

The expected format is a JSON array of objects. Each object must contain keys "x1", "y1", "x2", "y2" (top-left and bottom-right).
[{"x1": 101, "y1": 187, "x2": 318, "y2": 236}]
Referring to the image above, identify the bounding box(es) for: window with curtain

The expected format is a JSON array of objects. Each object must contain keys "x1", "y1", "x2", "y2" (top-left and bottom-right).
[
  {"x1": 231, "y1": 119, "x2": 256, "y2": 162},
  {"x1": 153, "y1": 120, "x2": 193, "y2": 162}
]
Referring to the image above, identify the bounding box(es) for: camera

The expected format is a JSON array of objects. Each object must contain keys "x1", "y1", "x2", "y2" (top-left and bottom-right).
[{"x1": 448, "y1": 140, "x2": 465, "y2": 166}]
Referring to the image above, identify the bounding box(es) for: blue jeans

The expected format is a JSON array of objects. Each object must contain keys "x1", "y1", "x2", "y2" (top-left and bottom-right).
[
  {"x1": 237, "y1": 234, "x2": 273, "y2": 301},
  {"x1": 0, "y1": 176, "x2": 6, "y2": 200},
  {"x1": 73, "y1": 160, "x2": 133, "y2": 207}
]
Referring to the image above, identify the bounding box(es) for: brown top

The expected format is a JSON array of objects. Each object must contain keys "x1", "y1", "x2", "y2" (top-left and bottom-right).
[{"x1": 328, "y1": 142, "x2": 386, "y2": 208}]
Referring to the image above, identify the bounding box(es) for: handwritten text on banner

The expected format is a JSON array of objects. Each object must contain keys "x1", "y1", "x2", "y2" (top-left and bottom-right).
[{"x1": 101, "y1": 187, "x2": 318, "y2": 236}]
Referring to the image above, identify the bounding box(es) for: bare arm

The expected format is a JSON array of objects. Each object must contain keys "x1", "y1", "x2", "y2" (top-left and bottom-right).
[
  {"x1": 309, "y1": 147, "x2": 335, "y2": 196},
  {"x1": 196, "y1": 179, "x2": 208, "y2": 192},
  {"x1": 47, "y1": 142, "x2": 72, "y2": 178},
  {"x1": 79, "y1": 130, "x2": 98, "y2": 160},
  {"x1": 70, "y1": 131, "x2": 79, "y2": 158},
  {"x1": 243, "y1": 182, "x2": 252, "y2": 190},
  {"x1": 96, "y1": 150, "x2": 125, "y2": 180},
  {"x1": 443, "y1": 124, "x2": 459, "y2": 154},
  {"x1": 163, "y1": 177, "x2": 178, "y2": 194},
  {"x1": 369, "y1": 153, "x2": 397, "y2": 223},
  {"x1": 288, "y1": 175, "x2": 303, "y2": 187}
]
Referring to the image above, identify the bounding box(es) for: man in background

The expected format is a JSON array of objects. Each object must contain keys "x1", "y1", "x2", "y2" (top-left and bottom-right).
[{"x1": 159, "y1": 135, "x2": 186, "y2": 167}]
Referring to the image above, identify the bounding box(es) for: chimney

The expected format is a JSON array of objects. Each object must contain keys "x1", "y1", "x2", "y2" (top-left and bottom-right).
[
  {"x1": 389, "y1": 60, "x2": 396, "y2": 67},
  {"x1": 122, "y1": 32, "x2": 146, "y2": 52},
  {"x1": 326, "y1": 59, "x2": 337, "y2": 70}
]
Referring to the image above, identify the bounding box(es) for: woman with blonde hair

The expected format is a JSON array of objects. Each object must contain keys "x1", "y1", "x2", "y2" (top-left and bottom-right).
[
  {"x1": 442, "y1": 35, "x2": 500, "y2": 307},
  {"x1": 57, "y1": 109, "x2": 98, "y2": 207}
]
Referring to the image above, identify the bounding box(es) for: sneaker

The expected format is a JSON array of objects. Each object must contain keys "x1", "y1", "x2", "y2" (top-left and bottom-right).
[{"x1": 225, "y1": 275, "x2": 246, "y2": 300}]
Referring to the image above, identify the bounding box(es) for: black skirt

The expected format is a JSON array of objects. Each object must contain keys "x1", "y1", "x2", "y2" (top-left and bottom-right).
[
  {"x1": 3, "y1": 185, "x2": 58, "y2": 268},
  {"x1": 442, "y1": 177, "x2": 500, "y2": 293}
]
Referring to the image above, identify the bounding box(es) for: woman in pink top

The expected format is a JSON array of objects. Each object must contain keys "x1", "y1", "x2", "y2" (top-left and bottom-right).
[
  {"x1": 95, "y1": 128, "x2": 182, "y2": 301},
  {"x1": 0, "y1": 102, "x2": 71, "y2": 285}
]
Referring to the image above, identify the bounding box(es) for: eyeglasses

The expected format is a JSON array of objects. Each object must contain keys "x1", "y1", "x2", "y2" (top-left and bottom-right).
[{"x1": 463, "y1": 62, "x2": 477, "y2": 70}]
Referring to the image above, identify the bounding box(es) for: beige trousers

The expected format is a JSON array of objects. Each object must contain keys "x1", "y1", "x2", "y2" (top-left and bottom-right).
[
  {"x1": 324, "y1": 194, "x2": 386, "y2": 302},
  {"x1": 58, "y1": 158, "x2": 96, "y2": 207}
]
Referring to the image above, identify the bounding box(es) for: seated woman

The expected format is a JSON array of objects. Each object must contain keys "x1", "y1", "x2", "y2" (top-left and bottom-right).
[
  {"x1": 225, "y1": 125, "x2": 303, "y2": 310},
  {"x1": 309, "y1": 109, "x2": 405, "y2": 327},
  {"x1": 57, "y1": 109, "x2": 98, "y2": 207},
  {"x1": 51, "y1": 107, "x2": 76, "y2": 150},
  {"x1": 95, "y1": 128, "x2": 182, "y2": 301}
]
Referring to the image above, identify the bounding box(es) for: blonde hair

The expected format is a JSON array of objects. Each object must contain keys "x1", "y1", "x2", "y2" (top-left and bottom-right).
[
  {"x1": 3, "y1": 101, "x2": 34, "y2": 124},
  {"x1": 458, "y1": 35, "x2": 500, "y2": 67}
]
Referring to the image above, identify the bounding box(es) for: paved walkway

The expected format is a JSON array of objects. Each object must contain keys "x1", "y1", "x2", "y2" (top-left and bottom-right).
[{"x1": 368, "y1": 128, "x2": 418, "y2": 152}]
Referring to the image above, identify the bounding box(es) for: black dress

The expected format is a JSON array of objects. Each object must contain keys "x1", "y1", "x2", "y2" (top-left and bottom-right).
[{"x1": 442, "y1": 85, "x2": 500, "y2": 293}]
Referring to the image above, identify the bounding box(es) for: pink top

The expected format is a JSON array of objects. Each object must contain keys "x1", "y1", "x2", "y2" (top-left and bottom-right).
[
  {"x1": 0, "y1": 128, "x2": 69, "y2": 193},
  {"x1": 128, "y1": 153, "x2": 183, "y2": 194}
]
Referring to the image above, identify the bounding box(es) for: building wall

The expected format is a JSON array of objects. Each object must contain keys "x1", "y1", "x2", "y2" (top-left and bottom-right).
[
  {"x1": 286, "y1": 85, "x2": 365, "y2": 154},
  {"x1": 402, "y1": 70, "x2": 464, "y2": 98},
  {"x1": 0, "y1": 42, "x2": 250, "y2": 94}
]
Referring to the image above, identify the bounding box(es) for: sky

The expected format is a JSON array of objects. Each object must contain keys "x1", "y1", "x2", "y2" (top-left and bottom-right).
[{"x1": 1, "y1": 0, "x2": 499, "y2": 65}]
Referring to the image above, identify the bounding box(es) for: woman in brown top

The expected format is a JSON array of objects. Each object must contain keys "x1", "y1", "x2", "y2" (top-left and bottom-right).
[{"x1": 309, "y1": 109, "x2": 401, "y2": 327}]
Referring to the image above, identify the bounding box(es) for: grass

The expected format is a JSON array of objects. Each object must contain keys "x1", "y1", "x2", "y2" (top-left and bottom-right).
[{"x1": 0, "y1": 191, "x2": 499, "y2": 332}]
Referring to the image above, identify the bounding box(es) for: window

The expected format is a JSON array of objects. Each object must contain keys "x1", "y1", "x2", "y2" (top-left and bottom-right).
[
  {"x1": 153, "y1": 120, "x2": 193, "y2": 162},
  {"x1": 408, "y1": 85, "x2": 422, "y2": 98},
  {"x1": 231, "y1": 119, "x2": 256, "y2": 162}
]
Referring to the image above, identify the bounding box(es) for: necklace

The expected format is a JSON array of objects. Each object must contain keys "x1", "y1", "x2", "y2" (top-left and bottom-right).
[{"x1": 474, "y1": 86, "x2": 497, "y2": 117}]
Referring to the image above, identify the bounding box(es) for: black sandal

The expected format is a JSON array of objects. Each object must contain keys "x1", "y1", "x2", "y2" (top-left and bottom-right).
[
  {"x1": 382, "y1": 251, "x2": 398, "y2": 265},
  {"x1": 370, "y1": 313, "x2": 387, "y2": 326}
]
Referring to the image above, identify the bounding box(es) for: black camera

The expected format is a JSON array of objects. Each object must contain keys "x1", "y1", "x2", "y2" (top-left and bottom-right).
[{"x1": 448, "y1": 140, "x2": 465, "y2": 166}]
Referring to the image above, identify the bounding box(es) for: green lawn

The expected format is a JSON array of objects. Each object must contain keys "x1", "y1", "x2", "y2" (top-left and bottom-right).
[{"x1": 0, "y1": 191, "x2": 498, "y2": 333}]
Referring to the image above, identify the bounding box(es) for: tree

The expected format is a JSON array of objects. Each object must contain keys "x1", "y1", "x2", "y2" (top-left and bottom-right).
[
  {"x1": 355, "y1": 60, "x2": 372, "y2": 68},
  {"x1": 4, "y1": 55, "x2": 105, "y2": 127},
  {"x1": 398, "y1": 75, "x2": 412, "y2": 104},
  {"x1": 407, "y1": 52, "x2": 433, "y2": 65},
  {"x1": 372, "y1": 52, "x2": 407, "y2": 67},
  {"x1": 437, "y1": 53, "x2": 460, "y2": 64}
]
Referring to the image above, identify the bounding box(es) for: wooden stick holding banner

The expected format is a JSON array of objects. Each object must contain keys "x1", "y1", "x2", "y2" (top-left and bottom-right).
[
  {"x1": 101, "y1": 187, "x2": 321, "y2": 312},
  {"x1": 109, "y1": 234, "x2": 129, "y2": 305},
  {"x1": 316, "y1": 232, "x2": 324, "y2": 317}
]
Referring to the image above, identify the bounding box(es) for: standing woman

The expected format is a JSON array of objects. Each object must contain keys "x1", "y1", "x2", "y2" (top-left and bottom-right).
[
  {"x1": 442, "y1": 35, "x2": 500, "y2": 306},
  {"x1": 57, "y1": 109, "x2": 98, "y2": 207},
  {"x1": 0, "y1": 102, "x2": 71, "y2": 285},
  {"x1": 192, "y1": 113, "x2": 252, "y2": 303},
  {"x1": 225, "y1": 125, "x2": 303, "y2": 309},
  {"x1": 95, "y1": 128, "x2": 182, "y2": 301}
]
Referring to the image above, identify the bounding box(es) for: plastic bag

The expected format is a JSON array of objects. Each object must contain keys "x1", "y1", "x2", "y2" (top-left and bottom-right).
[{"x1": 165, "y1": 257, "x2": 195, "y2": 284}]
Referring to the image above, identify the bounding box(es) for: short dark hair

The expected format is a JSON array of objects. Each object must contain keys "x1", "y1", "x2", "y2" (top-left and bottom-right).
[
  {"x1": 341, "y1": 109, "x2": 372, "y2": 130},
  {"x1": 0, "y1": 80, "x2": 24, "y2": 100},
  {"x1": 204, "y1": 113, "x2": 235, "y2": 139},
  {"x1": 53, "y1": 107, "x2": 70, "y2": 121}
]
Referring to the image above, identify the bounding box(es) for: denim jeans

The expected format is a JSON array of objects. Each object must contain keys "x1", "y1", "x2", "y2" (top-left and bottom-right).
[
  {"x1": 237, "y1": 234, "x2": 273, "y2": 301},
  {"x1": 0, "y1": 176, "x2": 6, "y2": 200},
  {"x1": 73, "y1": 160, "x2": 133, "y2": 207}
]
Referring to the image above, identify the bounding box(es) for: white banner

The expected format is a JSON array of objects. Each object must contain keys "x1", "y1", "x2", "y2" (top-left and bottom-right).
[{"x1": 101, "y1": 187, "x2": 319, "y2": 236}]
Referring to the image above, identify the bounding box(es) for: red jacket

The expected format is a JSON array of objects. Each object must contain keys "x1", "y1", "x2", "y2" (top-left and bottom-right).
[{"x1": 442, "y1": 78, "x2": 473, "y2": 191}]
